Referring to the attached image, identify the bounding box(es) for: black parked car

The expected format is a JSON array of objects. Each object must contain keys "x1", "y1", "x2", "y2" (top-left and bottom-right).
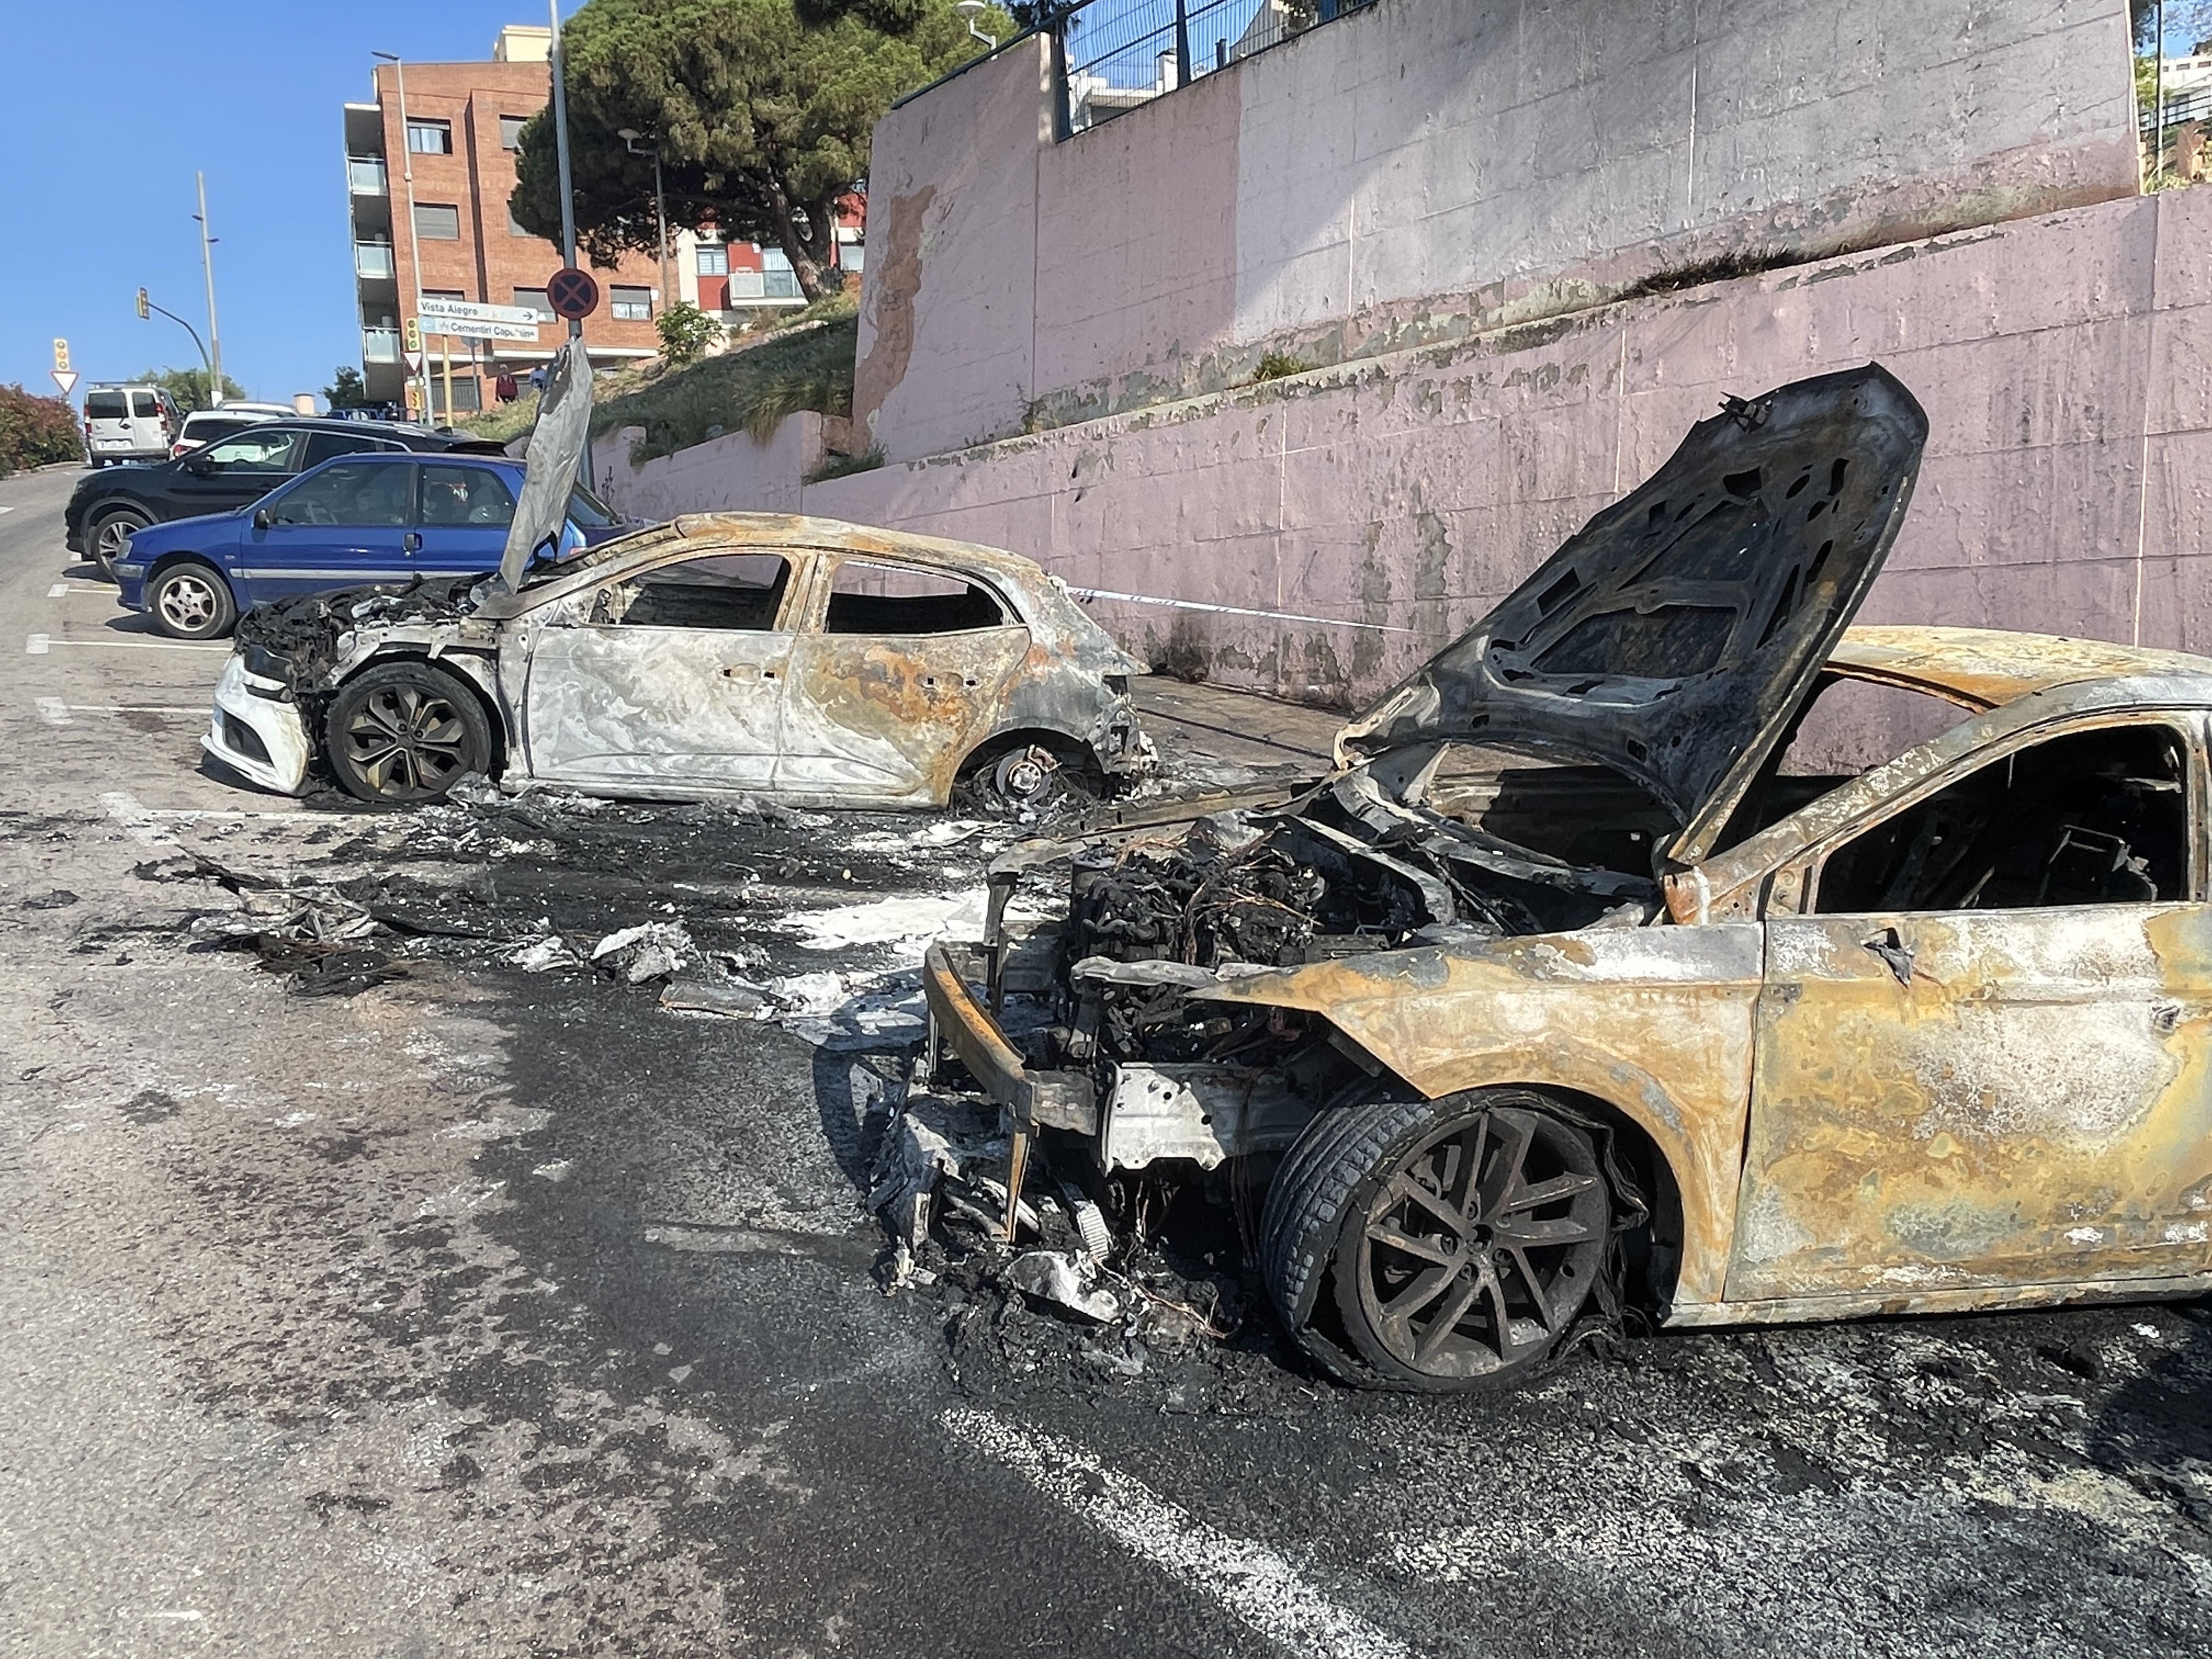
[{"x1": 65, "y1": 419, "x2": 506, "y2": 578}]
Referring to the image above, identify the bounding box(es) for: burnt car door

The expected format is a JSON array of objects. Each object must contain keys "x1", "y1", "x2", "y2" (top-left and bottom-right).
[
  {"x1": 1730, "y1": 712, "x2": 2212, "y2": 1302},
  {"x1": 520, "y1": 549, "x2": 803, "y2": 791},
  {"x1": 777, "y1": 554, "x2": 1031, "y2": 800}
]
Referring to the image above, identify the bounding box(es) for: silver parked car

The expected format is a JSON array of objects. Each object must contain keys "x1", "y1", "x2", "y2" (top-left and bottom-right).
[{"x1": 203, "y1": 512, "x2": 1156, "y2": 811}]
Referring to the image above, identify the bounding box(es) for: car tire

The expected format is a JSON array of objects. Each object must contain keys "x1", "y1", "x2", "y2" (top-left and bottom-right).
[
  {"x1": 1260, "y1": 1088, "x2": 1612, "y2": 1391},
  {"x1": 324, "y1": 661, "x2": 494, "y2": 805},
  {"x1": 88, "y1": 505, "x2": 151, "y2": 579},
  {"x1": 145, "y1": 561, "x2": 238, "y2": 640}
]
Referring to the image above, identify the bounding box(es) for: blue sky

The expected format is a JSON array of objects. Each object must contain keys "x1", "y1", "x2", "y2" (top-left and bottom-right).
[{"x1": 0, "y1": 2, "x2": 580, "y2": 409}]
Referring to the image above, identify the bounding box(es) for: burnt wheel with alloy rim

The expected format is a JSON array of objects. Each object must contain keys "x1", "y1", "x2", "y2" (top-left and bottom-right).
[
  {"x1": 90, "y1": 506, "x2": 151, "y2": 579},
  {"x1": 145, "y1": 561, "x2": 238, "y2": 640},
  {"x1": 1261, "y1": 1089, "x2": 1613, "y2": 1390},
  {"x1": 324, "y1": 662, "x2": 493, "y2": 805}
]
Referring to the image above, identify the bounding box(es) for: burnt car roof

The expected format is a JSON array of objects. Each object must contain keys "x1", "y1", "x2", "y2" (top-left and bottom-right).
[
  {"x1": 462, "y1": 510, "x2": 1144, "y2": 674},
  {"x1": 1826, "y1": 625, "x2": 2212, "y2": 710},
  {"x1": 1336, "y1": 364, "x2": 1929, "y2": 867}
]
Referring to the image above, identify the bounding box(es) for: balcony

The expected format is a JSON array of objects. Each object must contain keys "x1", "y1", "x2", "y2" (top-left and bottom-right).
[
  {"x1": 347, "y1": 156, "x2": 388, "y2": 195},
  {"x1": 362, "y1": 328, "x2": 402, "y2": 364},
  {"x1": 354, "y1": 241, "x2": 396, "y2": 280}
]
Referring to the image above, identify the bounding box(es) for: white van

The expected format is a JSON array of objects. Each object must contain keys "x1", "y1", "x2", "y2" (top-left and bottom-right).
[{"x1": 82, "y1": 384, "x2": 184, "y2": 467}]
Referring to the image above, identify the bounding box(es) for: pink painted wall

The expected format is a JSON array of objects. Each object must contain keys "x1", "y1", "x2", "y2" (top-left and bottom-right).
[
  {"x1": 592, "y1": 414, "x2": 822, "y2": 522},
  {"x1": 853, "y1": 0, "x2": 2140, "y2": 463},
  {"x1": 808, "y1": 188, "x2": 2212, "y2": 740}
]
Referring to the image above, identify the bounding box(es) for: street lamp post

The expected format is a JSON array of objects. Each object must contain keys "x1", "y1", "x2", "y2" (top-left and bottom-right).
[
  {"x1": 191, "y1": 172, "x2": 225, "y2": 407},
  {"x1": 618, "y1": 128, "x2": 672, "y2": 315},
  {"x1": 373, "y1": 50, "x2": 431, "y2": 421},
  {"x1": 549, "y1": 0, "x2": 593, "y2": 483},
  {"x1": 136, "y1": 289, "x2": 214, "y2": 389}
]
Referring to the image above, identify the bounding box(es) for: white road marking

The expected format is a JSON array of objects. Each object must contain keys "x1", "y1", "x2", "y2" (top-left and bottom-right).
[
  {"x1": 47, "y1": 582, "x2": 69, "y2": 597},
  {"x1": 0, "y1": 504, "x2": 15, "y2": 514},
  {"x1": 35, "y1": 698, "x2": 69, "y2": 725},
  {"x1": 26, "y1": 633, "x2": 49, "y2": 655},
  {"x1": 36, "y1": 636, "x2": 229, "y2": 652},
  {"x1": 60, "y1": 704, "x2": 206, "y2": 715},
  {"x1": 941, "y1": 1408, "x2": 1414, "y2": 1659},
  {"x1": 100, "y1": 791, "x2": 355, "y2": 845}
]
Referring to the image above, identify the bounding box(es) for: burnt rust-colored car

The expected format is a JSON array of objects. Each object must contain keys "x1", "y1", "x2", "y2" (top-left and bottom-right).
[
  {"x1": 205, "y1": 513, "x2": 1154, "y2": 809},
  {"x1": 924, "y1": 364, "x2": 2212, "y2": 1391}
]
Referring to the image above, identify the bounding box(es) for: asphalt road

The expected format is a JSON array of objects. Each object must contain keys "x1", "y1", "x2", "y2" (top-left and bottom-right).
[{"x1": 2, "y1": 462, "x2": 2209, "y2": 1658}]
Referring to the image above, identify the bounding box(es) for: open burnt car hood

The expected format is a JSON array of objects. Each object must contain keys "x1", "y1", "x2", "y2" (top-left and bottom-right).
[{"x1": 1336, "y1": 364, "x2": 1929, "y2": 865}]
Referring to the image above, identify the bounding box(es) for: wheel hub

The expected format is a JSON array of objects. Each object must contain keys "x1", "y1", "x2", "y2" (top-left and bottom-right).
[
  {"x1": 1352, "y1": 1106, "x2": 1608, "y2": 1378},
  {"x1": 158, "y1": 575, "x2": 217, "y2": 631},
  {"x1": 345, "y1": 686, "x2": 471, "y2": 798}
]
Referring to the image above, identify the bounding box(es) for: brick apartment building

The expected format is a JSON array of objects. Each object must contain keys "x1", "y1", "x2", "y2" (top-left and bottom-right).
[{"x1": 344, "y1": 24, "x2": 861, "y2": 419}]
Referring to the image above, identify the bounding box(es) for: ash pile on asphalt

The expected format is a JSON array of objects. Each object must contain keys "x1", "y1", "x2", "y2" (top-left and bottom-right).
[{"x1": 126, "y1": 780, "x2": 1316, "y2": 1406}]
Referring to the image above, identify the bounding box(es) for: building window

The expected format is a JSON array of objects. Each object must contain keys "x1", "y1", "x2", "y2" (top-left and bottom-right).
[
  {"x1": 414, "y1": 203, "x2": 461, "y2": 240},
  {"x1": 696, "y1": 243, "x2": 729, "y2": 276},
  {"x1": 431, "y1": 376, "x2": 482, "y2": 416},
  {"x1": 406, "y1": 119, "x2": 453, "y2": 155},
  {"x1": 507, "y1": 203, "x2": 533, "y2": 238},
  {"x1": 499, "y1": 114, "x2": 529, "y2": 150},
  {"x1": 512, "y1": 287, "x2": 556, "y2": 320},
  {"x1": 761, "y1": 248, "x2": 800, "y2": 300},
  {"x1": 610, "y1": 285, "x2": 654, "y2": 320}
]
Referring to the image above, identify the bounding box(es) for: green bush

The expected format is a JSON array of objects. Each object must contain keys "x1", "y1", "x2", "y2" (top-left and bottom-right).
[
  {"x1": 656, "y1": 300, "x2": 724, "y2": 366},
  {"x1": 0, "y1": 385, "x2": 81, "y2": 474},
  {"x1": 595, "y1": 316, "x2": 857, "y2": 461},
  {"x1": 1252, "y1": 349, "x2": 1308, "y2": 383}
]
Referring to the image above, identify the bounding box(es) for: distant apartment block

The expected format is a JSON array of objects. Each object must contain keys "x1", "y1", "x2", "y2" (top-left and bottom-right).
[{"x1": 344, "y1": 24, "x2": 861, "y2": 416}]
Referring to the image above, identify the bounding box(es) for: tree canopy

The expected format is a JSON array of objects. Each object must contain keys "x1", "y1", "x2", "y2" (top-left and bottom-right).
[
  {"x1": 324, "y1": 365, "x2": 370, "y2": 409},
  {"x1": 511, "y1": 0, "x2": 990, "y2": 301},
  {"x1": 134, "y1": 366, "x2": 246, "y2": 414}
]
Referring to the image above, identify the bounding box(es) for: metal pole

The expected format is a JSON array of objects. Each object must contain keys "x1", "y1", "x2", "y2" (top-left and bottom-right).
[
  {"x1": 653, "y1": 149, "x2": 671, "y2": 316},
  {"x1": 2155, "y1": 0, "x2": 2168, "y2": 184},
  {"x1": 195, "y1": 172, "x2": 224, "y2": 407},
  {"x1": 549, "y1": 0, "x2": 592, "y2": 483},
  {"x1": 143, "y1": 296, "x2": 212, "y2": 382},
  {"x1": 376, "y1": 52, "x2": 431, "y2": 420},
  {"x1": 1173, "y1": 0, "x2": 1190, "y2": 88},
  {"x1": 442, "y1": 334, "x2": 454, "y2": 426}
]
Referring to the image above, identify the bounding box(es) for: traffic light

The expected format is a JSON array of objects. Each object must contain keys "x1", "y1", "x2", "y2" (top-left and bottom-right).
[
  {"x1": 403, "y1": 317, "x2": 421, "y2": 352},
  {"x1": 136, "y1": 287, "x2": 149, "y2": 320},
  {"x1": 52, "y1": 338, "x2": 70, "y2": 373}
]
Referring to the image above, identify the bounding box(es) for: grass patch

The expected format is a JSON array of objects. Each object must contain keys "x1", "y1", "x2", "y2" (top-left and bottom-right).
[
  {"x1": 1251, "y1": 349, "x2": 1309, "y2": 382},
  {"x1": 458, "y1": 290, "x2": 860, "y2": 465},
  {"x1": 806, "y1": 445, "x2": 884, "y2": 483}
]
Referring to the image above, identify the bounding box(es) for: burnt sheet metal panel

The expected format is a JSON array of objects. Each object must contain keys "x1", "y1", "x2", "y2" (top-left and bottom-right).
[
  {"x1": 1199, "y1": 923, "x2": 1765, "y2": 1308},
  {"x1": 1829, "y1": 625, "x2": 2212, "y2": 713},
  {"x1": 1732, "y1": 904, "x2": 2212, "y2": 1300},
  {"x1": 782, "y1": 629, "x2": 1035, "y2": 802},
  {"x1": 1099, "y1": 1063, "x2": 1316, "y2": 1171},
  {"x1": 1338, "y1": 365, "x2": 1929, "y2": 866}
]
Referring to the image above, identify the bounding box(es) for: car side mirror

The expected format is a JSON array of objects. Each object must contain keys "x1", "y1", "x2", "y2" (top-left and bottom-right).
[
  {"x1": 252, "y1": 506, "x2": 273, "y2": 531},
  {"x1": 183, "y1": 453, "x2": 215, "y2": 475}
]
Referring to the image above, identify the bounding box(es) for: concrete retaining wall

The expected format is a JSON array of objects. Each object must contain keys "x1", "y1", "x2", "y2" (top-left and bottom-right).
[
  {"x1": 853, "y1": 0, "x2": 2139, "y2": 462},
  {"x1": 591, "y1": 414, "x2": 823, "y2": 521},
  {"x1": 613, "y1": 188, "x2": 2212, "y2": 731}
]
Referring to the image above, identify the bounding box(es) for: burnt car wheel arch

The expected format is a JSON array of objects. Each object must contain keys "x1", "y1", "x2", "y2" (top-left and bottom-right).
[
  {"x1": 324, "y1": 658, "x2": 500, "y2": 804},
  {"x1": 956, "y1": 728, "x2": 1106, "y2": 811}
]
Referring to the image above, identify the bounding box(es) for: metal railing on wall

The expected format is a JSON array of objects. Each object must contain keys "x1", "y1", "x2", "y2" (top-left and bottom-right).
[{"x1": 1045, "y1": 0, "x2": 1375, "y2": 139}]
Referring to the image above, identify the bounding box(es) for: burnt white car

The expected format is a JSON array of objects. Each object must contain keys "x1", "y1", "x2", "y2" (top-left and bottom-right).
[{"x1": 204, "y1": 513, "x2": 1153, "y2": 810}]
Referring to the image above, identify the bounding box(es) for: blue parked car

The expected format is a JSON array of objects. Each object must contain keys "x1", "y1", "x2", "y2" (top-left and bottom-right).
[{"x1": 113, "y1": 451, "x2": 626, "y2": 639}]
